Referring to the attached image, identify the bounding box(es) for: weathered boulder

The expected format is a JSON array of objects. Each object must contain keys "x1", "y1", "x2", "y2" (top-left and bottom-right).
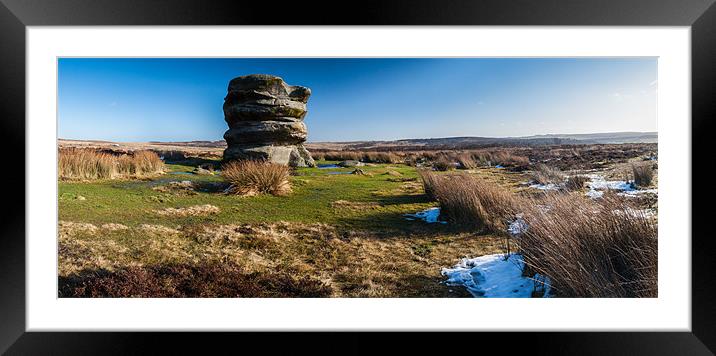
[{"x1": 222, "y1": 74, "x2": 315, "y2": 167}]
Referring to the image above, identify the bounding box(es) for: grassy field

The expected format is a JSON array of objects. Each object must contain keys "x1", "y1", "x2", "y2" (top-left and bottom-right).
[
  {"x1": 58, "y1": 142, "x2": 658, "y2": 298},
  {"x1": 59, "y1": 160, "x2": 520, "y2": 297}
]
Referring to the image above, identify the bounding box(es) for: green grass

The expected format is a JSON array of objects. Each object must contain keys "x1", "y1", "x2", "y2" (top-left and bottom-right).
[
  {"x1": 57, "y1": 159, "x2": 524, "y2": 297},
  {"x1": 59, "y1": 160, "x2": 439, "y2": 233}
]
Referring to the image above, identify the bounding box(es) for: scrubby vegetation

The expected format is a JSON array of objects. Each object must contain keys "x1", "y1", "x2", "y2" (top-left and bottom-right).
[
  {"x1": 419, "y1": 170, "x2": 519, "y2": 232},
  {"x1": 417, "y1": 169, "x2": 440, "y2": 200},
  {"x1": 520, "y1": 194, "x2": 657, "y2": 297},
  {"x1": 222, "y1": 160, "x2": 292, "y2": 196},
  {"x1": 417, "y1": 169, "x2": 658, "y2": 297},
  {"x1": 531, "y1": 164, "x2": 564, "y2": 185},
  {"x1": 432, "y1": 155, "x2": 454, "y2": 171},
  {"x1": 59, "y1": 262, "x2": 331, "y2": 297},
  {"x1": 310, "y1": 143, "x2": 659, "y2": 173},
  {"x1": 632, "y1": 163, "x2": 654, "y2": 187},
  {"x1": 455, "y1": 153, "x2": 478, "y2": 170},
  {"x1": 361, "y1": 151, "x2": 401, "y2": 164},
  {"x1": 59, "y1": 148, "x2": 164, "y2": 180},
  {"x1": 565, "y1": 175, "x2": 589, "y2": 191},
  {"x1": 58, "y1": 142, "x2": 658, "y2": 298}
]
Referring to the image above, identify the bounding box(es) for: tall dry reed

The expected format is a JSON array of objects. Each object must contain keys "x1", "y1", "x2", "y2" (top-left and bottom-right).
[
  {"x1": 519, "y1": 194, "x2": 657, "y2": 297},
  {"x1": 58, "y1": 148, "x2": 164, "y2": 180},
  {"x1": 221, "y1": 160, "x2": 292, "y2": 196},
  {"x1": 418, "y1": 170, "x2": 658, "y2": 297},
  {"x1": 456, "y1": 153, "x2": 478, "y2": 169},
  {"x1": 531, "y1": 164, "x2": 564, "y2": 185},
  {"x1": 419, "y1": 171, "x2": 519, "y2": 232},
  {"x1": 631, "y1": 163, "x2": 654, "y2": 187}
]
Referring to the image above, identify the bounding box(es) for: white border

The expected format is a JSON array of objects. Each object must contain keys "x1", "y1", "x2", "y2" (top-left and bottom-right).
[{"x1": 27, "y1": 27, "x2": 691, "y2": 331}]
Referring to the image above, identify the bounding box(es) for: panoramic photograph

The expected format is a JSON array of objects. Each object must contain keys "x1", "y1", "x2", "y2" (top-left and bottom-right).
[{"x1": 57, "y1": 58, "x2": 658, "y2": 298}]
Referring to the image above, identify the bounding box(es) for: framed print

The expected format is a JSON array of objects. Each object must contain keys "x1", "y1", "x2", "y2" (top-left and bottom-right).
[{"x1": 1, "y1": 0, "x2": 715, "y2": 354}]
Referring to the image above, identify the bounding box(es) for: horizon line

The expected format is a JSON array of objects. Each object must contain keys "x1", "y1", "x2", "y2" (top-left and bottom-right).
[{"x1": 57, "y1": 130, "x2": 658, "y2": 144}]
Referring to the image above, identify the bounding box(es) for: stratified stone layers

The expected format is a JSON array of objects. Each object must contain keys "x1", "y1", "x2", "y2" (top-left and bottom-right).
[{"x1": 222, "y1": 74, "x2": 315, "y2": 167}]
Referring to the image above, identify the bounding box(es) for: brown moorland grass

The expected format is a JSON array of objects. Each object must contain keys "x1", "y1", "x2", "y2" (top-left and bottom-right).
[
  {"x1": 531, "y1": 164, "x2": 565, "y2": 185},
  {"x1": 417, "y1": 169, "x2": 441, "y2": 201},
  {"x1": 418, "y1": 170, "x2": 657, "y2": 297},
  {"x1": 519, "y1": 194, "x2": 657, "y2": 297},
  {"x1": 311, "y1": 152, "x2": 326, "y2": 161},
  {"x1": 58, "y1": 262, "x2": 332, "y2": 297},
  {"x1": 565, "y1": 175, "x2": 589, "y2": 191},
  {"x1": 322, "y1": 151, "x2": 361, "y2": 161},
  {"x1": 490, "y1": 150, "x2": 530, "y2": 170},
  {"x1": 419, "y1": 171, "x2": 519, "y2": 232},
  {"x1": 432, "y1": 155, "x2": 454, "y2": 171},
  {"x1": 631, "y1": 163, "x2": 654, "y2": 187},
  {"x1": 59, "y1": 148, "x2": 164, "y2": 180},
  {"x1": 361, "y1": 151, "x2": 402, "y2": 164},
  {"x1": 58, "y1": 220, "x2": 505, "y2": 297},
  {"x1": 221, "y1": 160, "x2": 292, "y2": 196},
  {"x1": 153, "y1": 204, "x2": 221, "y2": 217},
  {"x1": 456, "y1": 153, "x2": 478, "y2": 169}
]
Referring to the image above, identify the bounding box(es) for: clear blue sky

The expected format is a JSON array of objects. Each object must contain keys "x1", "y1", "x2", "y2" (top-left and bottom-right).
[{"x1": 58, "y1": 58, "x2": 657, "y2": 142}]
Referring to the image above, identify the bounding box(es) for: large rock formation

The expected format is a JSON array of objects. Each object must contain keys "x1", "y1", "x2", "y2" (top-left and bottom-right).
[{"x1": 222, "y1": 74, "x2": 315, "y2": 167}]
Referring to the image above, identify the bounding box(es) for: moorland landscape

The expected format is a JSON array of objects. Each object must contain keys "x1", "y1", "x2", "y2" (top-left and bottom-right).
[{"x1": 57, "y1": 61, "x2": 658, "y2": 298}]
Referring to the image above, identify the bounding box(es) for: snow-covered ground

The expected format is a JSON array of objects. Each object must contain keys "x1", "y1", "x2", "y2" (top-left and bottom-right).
[
  {"x1": 507, "y1": 215, "x2": 528, "y2": 235},
  {"x1": 612, "y1": 207, "x2": 657, "y2": 219},
  {"x1": 585, "y1": 174, "x2": 657, "y2": 199},
  {"x1": 442, "y1": 253, "x2": 551, "y2": 298},
  {"x1": 527, "y1": 173, "x2": 658, "y2": 199},
  {"x1": 618, "y1": 188, "x2": 658, "y2": 197},
  {"x1": 404, "y1": 207, "x2": 446, "y2": 224}
]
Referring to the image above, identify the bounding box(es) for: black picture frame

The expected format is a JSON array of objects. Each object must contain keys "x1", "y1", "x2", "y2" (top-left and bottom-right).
[{"x1": 1, "y1": 0, "x2": 714, "y2": 354}]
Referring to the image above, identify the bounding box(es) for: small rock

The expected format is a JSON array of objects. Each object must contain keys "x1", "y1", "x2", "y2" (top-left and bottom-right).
[
  {"x1": 76, "y1": 195, "x2": 86, "y2": 201},
  {"x1": 192, "y1": 167, "x2": 213, "y2": 175},
  {"x1": 338, "y1": 160, "x2": 364, "y2": 168}
]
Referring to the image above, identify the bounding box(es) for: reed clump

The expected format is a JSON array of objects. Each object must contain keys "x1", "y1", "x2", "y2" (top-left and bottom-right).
[{"x1": 59, "y1": 148, "x2": 164, "y2": 180}]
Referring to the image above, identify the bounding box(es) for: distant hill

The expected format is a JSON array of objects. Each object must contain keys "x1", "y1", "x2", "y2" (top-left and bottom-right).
[
  {"x1": 60, "y1": 132, "x2": 656, "y2": 152},
  {"x1": 521, "y1": 132, "x2": 657, "y2": 144},
  {"x1": 306, "y1": 132, "x2": 657, "y2": 151},
  {"x1": 147, "y1": 140, "x2": 226, "y2": 148}
]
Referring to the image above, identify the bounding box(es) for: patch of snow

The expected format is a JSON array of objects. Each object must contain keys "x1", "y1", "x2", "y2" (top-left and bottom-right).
[
  {"x1": 404, "y1": 207, "x2": 446, "y2": 224},
  {"x1": 585, "y1": 174, "x2": 649, "y2": 199},
  {"x1": 508, "y1": 215, "x2": 528, "y2": 236},
  {"x1": 587, "y1": 175, "x2": 635, "y2": 191},
  {"x1": 586, "y1": 189, "x2": 604, "y2": 199},
  {"x1": 618, "y1": 188, "x2": 658, "y2": 197},
  {"x1": 612, "y1": 207, "x2": 657, "y2": 219},
  {"x1": 585, "y1": 174, "x2": 658, "y2": 199},
  {"x1": 441, "y1": 253, "x2": 551, "y2": 298}
]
